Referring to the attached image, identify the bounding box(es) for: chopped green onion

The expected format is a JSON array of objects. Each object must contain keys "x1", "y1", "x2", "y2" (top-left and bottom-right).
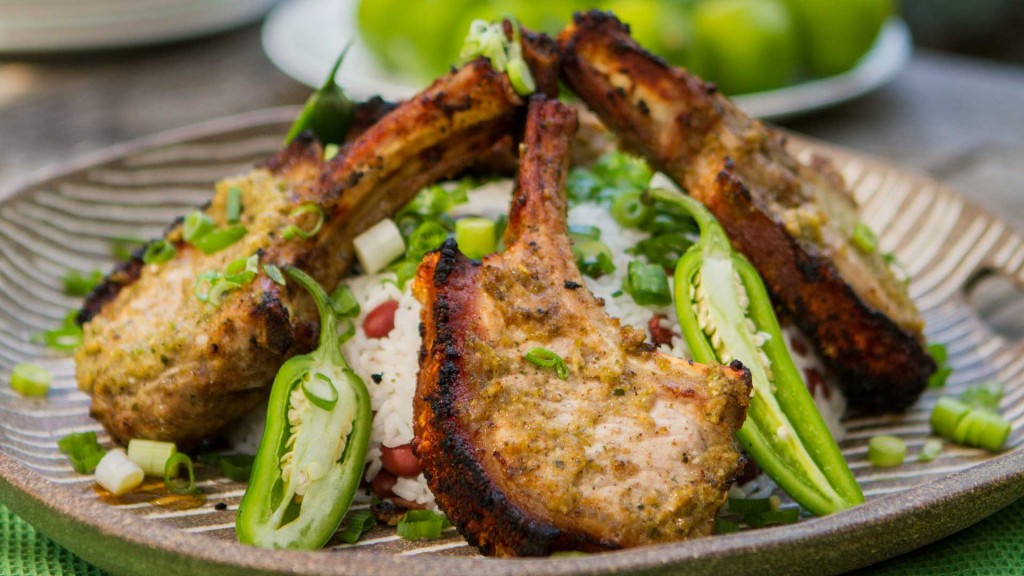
[
  {"x1": 208, "y1": 279, "x2": 241, "y2": 307},
  {"x1": 610, "y1": 191, "x2": 651, "y2": 228},
  {"x1": 337, "y1": 509, "x2": 376, "y2": 544},
  {"x1": 193, "y1": 225, "x2": 247, "y2": 255},
  {"x1": 282, "y1": 204, "x2": 325, "y2": 240},
  {"x1": 455, "y1": 217, "x2": 496, "y2": 259},
  {"x1": 142, "y1": 240, "x2": 177, "y2": 264},
  {"x1": 917, "y1": 438, "x2": 943, "y2": 462},
  {"x1": 926, "y1": 343, "x2": 951, "y2": 388},
  {"x1": 523, "y1": 347, "x2": 569, "y2": 380},
  {"x1": 353, "y1": 218, "x2": 405, "y2": 274},
  {"x1": 930, "y1": 397, "x2": 971, "y2": 439},
  {"x1": 506, "y1": 57, "x2": 535, "y2": 95},
  {"x1": 194, "y1": 271, "x2": 221, "y2": 303},
  {"x1": 10, "y1": 363, "x2": 51, "y2": 397},
  {"x1": 324, "y1": 143, "x2": 340, "y2": 161},
  {"x1": 183, "y1": 210, "x2": 215, "y2": 243},
  {"x1": 95, "y1": 448, "x2": 144, "y2": 496},
  {"x1": 164, "y1": 452, "x2": 197, "y2": 495},
  {"x1": 573, "y1": 239, "x2": 615, "y2": 278},
  {"x1": 627, "y1": 232, "x2": 695, "y2": 272},
  {"x1": 396, "y1": 510, "x2": 450, "y2": 541},
  {"x1": 959, "y1": 381, "x2": 1003, "y2": 413},
  {"x1": 58, "y1": 431, "x2": 105, "y2": 474},
  {"x1": 714, "y1": 518, "x2": 740, "y2": 534},
  {"x1": 61, "y1": 269, "x2": 103, "y2": 296},
  {"x1": 867, "y1": 435, "x2": 906, "y2": 468},
  {"x1": 745, "y1": 508, "x2": 800, "y2": 527},
  {"x1": 110, "y1": 236, "x2": 146, "y2": 261},
  {"x1": 39, "y1": 324, "x2": 83, "y2": 352},
  {"x1": 851, "y1": 221, "x2": 878, "y2": 253},
  {"x1": 218, "y1": 454, "x2": 254, "y2": 482},
  {"x1": 226, "y1": 187, "x2": 243, "y2": 223},
  {"x1": 408, "y1": 221, "x2": 448, "y2": 260},
  {"x1": 623, "y1": 260, "x2": 671, "y2": 306},
  {"x1": 126, "y1": 439, "x2": 178, "y2": 477},
  {"x1": 329, "y1": 285, "x2": 360, "y2": 318},
  {"x1": 262, "y1": 263, "x2": 286, "y2": 286},
  {"x1": 727, "y1": 497, "x2": 772, "y2": 515},
  {"x1": 459, "y1": 19, "x2": 535, "y2": 96},
  {"x1": 224, "y1": 254, "x2": 259, "y2": 285},
  {"x1": 301, "y1": 372, "x2": 339, "y2": 410}
]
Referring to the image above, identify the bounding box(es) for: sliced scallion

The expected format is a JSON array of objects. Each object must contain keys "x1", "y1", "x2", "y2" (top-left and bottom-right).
[
  {"x1": 208, "y1": 279, "x2": 242, "y2": 307},
  {"x1": 329, "y1": 285, "x2": 360, "y2": 318},
  {"x1": 39, "y1": 323, "x2": 83, "y2": 352},
  {"x1": 917, "y1": 438, "x2": 943, "y2": 462},
  {"x1": 623, "y1": 260, "x2": 671, "y2": 306},
  {"x1": 407, "y1": 221, "x2": 447, "y2": 259},
  {"x1": 127, "y1": 439, "x2": 178, "y2": 477},
  {"x1": 338, "y1": 509, "x2": 376, "y2": 544},
  {"x1": 194, "y1": 271, "x2": 221, "y2": 303},
  {"x1": 164, "y1": 452, "x2": 197, "y2": 495},
  {"x1": 218, "y1": 454, "x2": 254, "y2": 482},
  {"x1": 610, "y1": 191, "x2": 651, "y2": 228},
  {"x1": 282, "y1": 204, "x2": 325, "y2": 240},
  {"x1": 226, "y1": 187, "x2": 243, "y2": 224},
  {"x1": 572, "y1": 239, "x2": 615, "y2": 278},
  {"x1": 142, "y1": 240, "x2": 177, "y2": 264},
  {"x1": 851, "y1": 221, "x2": 878, "y2": 253},
  {"x1": 193, "y1": 225, "x2": 247, "y2": 255},
  {"x1": 523, "y1": 347, "x2": 569, "y2": 380},
  {"x1": 353, "y1": 218, "x2": 405, "y2": 274},
  {"x1": 867, "y1": 435, "x2": 906, "y2": 468},
  {"x1": 926, "y1": 343, "x2": 951, "y2": 388},
  {"x1": 396, "y1": 510, "x2": 450, "y2": 541},
  {"x1": 455, "y1": 217, "x2": 496, "y2": 259},
  {"x1": 262, "y1": 263, "x2": 286, "y2": 286},
  {"x1": 61, "y1": 269, "x2": 103, "y2": 296},
  {"x1": 95, "y1": 448, "x2": 144, "y2": 496},
  {"x1": 10, "y1": 363, "x2": 51, "y2": 397},
  {"x1": 183, "y1": 210, "x2": 215, "y2": 243},
  {"x1": 58, "y1": 431, "x2": 105, "y2": 474},
  {"x1": 110, "y1": 236, "x2": 146, "y2": 261}
]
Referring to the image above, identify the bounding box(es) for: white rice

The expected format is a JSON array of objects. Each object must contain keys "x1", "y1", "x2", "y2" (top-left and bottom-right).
[{"x1": 230, "y1": 176, "x2": 846, "y2": 512}]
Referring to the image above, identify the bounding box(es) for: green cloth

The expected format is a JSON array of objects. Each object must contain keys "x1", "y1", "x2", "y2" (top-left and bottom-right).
[{"x1": 2, "y1": 499, "x2": 1022, "y2": 575}]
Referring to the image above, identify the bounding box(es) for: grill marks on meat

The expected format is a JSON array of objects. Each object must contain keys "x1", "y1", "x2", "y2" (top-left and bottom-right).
[
  {"x1": 75, "y1": 59, "x2": 525, "y2": 448},
  {"x1": 413, "y1": 97, "x2": 751, "y2": 557},
  {"x1": 559, "y1": 11, "x2": 934, "y2": 412}
]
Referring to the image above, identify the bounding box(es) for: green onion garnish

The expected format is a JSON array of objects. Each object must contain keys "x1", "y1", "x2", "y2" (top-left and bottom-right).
[
  {"x1": 867, "y1": 435, "x2": 906, "y2": 468},
  {"x1": 407, "y1": 221, "x2": 447, "y2": 259},
  {"x1": 715, "y1": 518, "x2": 740, "y2": 534},
  {"x1": 926, "y1": 342, "x2": 952, "y2": 388},
  {"x1": 727, "y1": 497, "x2": 772, "y2": 515},
  {"x1": 224, "y1": 254, "x2": 259, "y2": 285},
  {"x1": 218, "y1": 454, "x2": 255, "y2": 482},
  {"x1": 282, "y1": 204, "x2": 325, "y2": 240},
  {"x1": 610, "y1": 191, "x2": 651, "y2": 228},
  {"x1": 61, "y1": 269, "x2": 103, "y2": 296},
  {"x1": 917, "y1": 438, "x2": 943, "y2": 462},
  {"x1": 194, "y1": 271, "x2": 221, "y2": 303},
  {"x1": 164, "y1": 452, "x2": 197, "y2": 495},
  {"x1": 455, "y1": 217, "x2": 496, "y2": 259},
  {"x1": 324, "y1": 143, "x2": 341, "y2": 161},
  {"x1": 127, "y1": 439, "x2": 178, "y2": 477},
  {"x1": 57, "y1": 431, "x2": 106, "y2": 474},
  {"x1": 568, "y1": 224, "x2": 601, "y2": 241},
  {"x1": 524, "y1": 347, "x2": 570, "y2": 380},
  {"x1": 338, "y1": 509, "x2": 376, "y2": 544},
  {"x1": 226, "y1": 187, "x2": 243, "y2": 224},
  {"x1": 930, "y1": 397, "x2": 970, "y2": 438},
  {"x1": 10, "y1": 363, "x2": 51, "y2": 397},
  {"x1": 930, "y1": 395, "x2": 1010, "y2": 452},
  {"x1": 37, "y1": 321, "x2": 83, "y2": 352},
  {"x1": 851, "y1": 221, "x2": 878, "y2": 253},
  {"x1": 262, "y1": 263, "x2": 286, "y2": 286},
  {"x1": 623, "y1": 260, "x2": 671, "y2": 306},
  {"x1": 110, "y1": 235, "x2": 146, "y2": 262},
  {"x1": 329, "y1": 285, "x2": 360, "y2": 318},
  {"x1": 396, "y1": 510, "x2": 451, "y2": 541},
  {"x1": 208, "y1": 279, "x2": 241, "y2": 307},
  {"x1": 183, "y1": 210, "x2": 215, "y2": 243},
  {"x1": 193, "y1": 225, "x2": 247, "y2": 255},
  {"x1": 572, "y1": 239, "x2": 616, "y2": 278},
  {"x1": 142, "y1": 240, "x2": 177, "y2": 264}
]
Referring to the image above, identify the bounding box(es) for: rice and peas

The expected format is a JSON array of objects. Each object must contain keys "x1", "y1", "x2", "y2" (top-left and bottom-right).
[{"x1": 232, "y1": 154, "x2": 845, "y2": 513}]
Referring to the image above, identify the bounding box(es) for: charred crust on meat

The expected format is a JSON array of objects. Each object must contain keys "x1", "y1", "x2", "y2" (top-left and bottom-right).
[{"x1": 563, "y1": 280, "x2": 582, "y2": 290}]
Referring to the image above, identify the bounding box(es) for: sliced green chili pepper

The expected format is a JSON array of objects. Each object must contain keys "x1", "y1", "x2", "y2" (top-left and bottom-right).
[
  {"x1": 285, "y1": 44, "x2": 355, "y2": 146},
  {"x1": 236, "y1": 267, "x2": 372, "y2": 550},
  {"x1": 649, "y1": 187, "x2": 863, "y2": 516}
]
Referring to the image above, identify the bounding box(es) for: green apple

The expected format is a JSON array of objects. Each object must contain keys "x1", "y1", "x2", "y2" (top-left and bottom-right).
[
  {"x1": 691, "y1": 0, "x2": 798, "y2": 95},
  {"x1": 781, "y1": 0, "x2": 893, "y2": 76},
  {"x1": 601, "y1": 0, "x2": 694, "y2": 67}
]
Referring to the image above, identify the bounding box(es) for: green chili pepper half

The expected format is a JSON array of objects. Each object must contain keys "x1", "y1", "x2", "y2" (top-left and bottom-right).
[
  {"x1": 236, "y1": 267, "x2": 372, "y2": 549},
  {"x1": 649, "y1": 187, "x2": 863, "y2": 516},
  {"x1": 284, "y1": 44, "x2": 355, "y2": 146}
]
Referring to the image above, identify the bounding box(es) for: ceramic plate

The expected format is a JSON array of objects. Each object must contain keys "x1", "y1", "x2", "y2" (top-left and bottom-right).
[
  {"x1": 260, "y1": 0, "x2": 912, "y2": 121},
  {"x1": 0, "y1": 108, "x2": 1022, "y2": 576}
]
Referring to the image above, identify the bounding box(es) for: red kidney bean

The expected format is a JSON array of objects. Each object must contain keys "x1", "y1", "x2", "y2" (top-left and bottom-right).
[
  {"x1": 363, "y1": 300, "x2": 399, "y2": 339},
  {"x1": 371, "y1": 470, "x2": 397, "y2": 499},
  {"x1": 648, "y1": 314, "x2": 676, "y2": 347},
  {"x1": 380, "y1": 444, "x2": 421, "y2": 477}
]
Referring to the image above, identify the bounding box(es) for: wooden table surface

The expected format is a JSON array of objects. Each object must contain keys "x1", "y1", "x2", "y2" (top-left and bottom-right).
[{"x1": 0, "y1": 19, "x2": 1022, "y2": 576}]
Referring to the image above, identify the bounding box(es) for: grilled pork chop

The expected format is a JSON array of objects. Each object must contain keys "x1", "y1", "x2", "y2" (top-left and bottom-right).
[
  {"x1": 76, "y1": 58, "x2": 527, "y2": 448},
  {"x1": 413, "y1": 97, "x2": 752, "y2": 556},
  {"x1": 559, "y1": 11, "x2": 935, "y2": 412}
]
